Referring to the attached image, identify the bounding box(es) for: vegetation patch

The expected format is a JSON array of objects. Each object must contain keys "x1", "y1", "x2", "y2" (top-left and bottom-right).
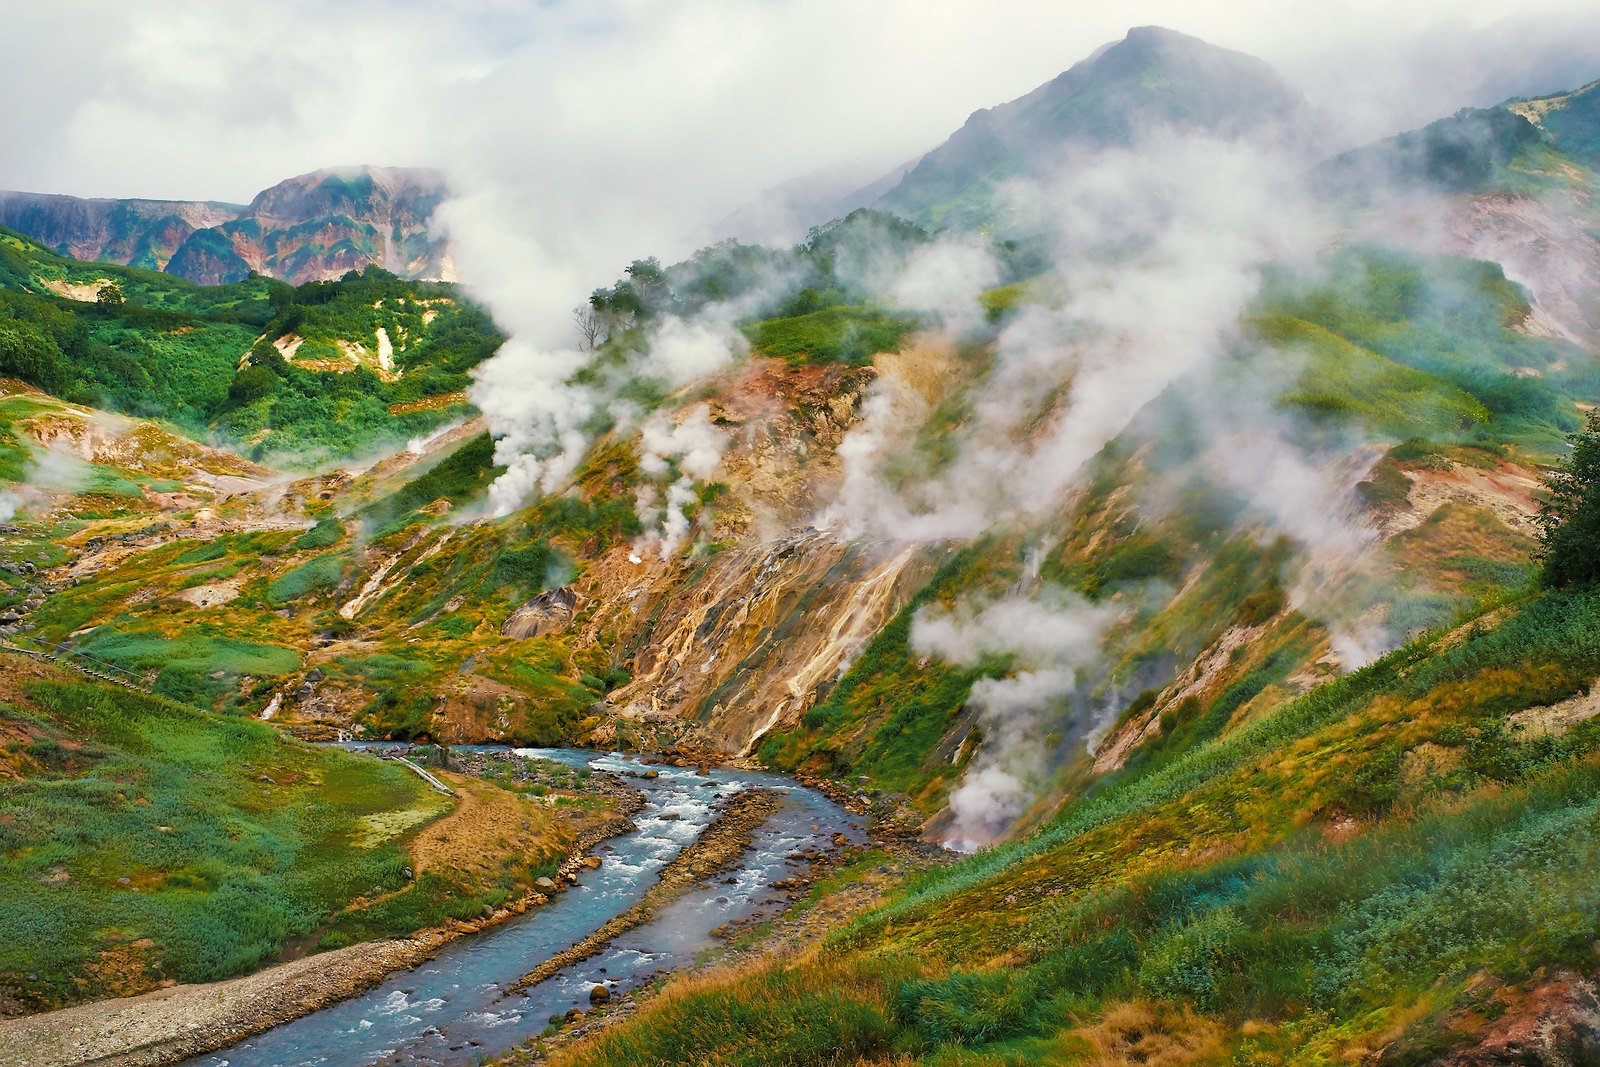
[{"x1": 0, "y1": 667, "x2": 432, "y2": 1010}]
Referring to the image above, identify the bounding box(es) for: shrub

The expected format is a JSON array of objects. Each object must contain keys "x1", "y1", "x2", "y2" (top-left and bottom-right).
[
  {"x1": 894, "y1": 969, "x2": 1035, "y2": 1046},
  {"x1": 491, "y1": 539, "x2": 563, "y2": 593},
  {"x1": 1537, "y1": 408, "x2": 1600, "y2": 588},
  {"x1": 293, "y1": 517, "x2": 345, "y2": 550}
]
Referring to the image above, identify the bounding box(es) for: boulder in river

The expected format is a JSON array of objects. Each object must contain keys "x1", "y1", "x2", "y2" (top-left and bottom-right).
[{"x1": 588, "y1": 984, "x2": 611, "y2": 1005}]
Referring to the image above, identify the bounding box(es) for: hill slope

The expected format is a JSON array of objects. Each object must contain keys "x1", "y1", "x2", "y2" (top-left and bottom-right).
[
  {"x1": 4, "y1": 27, "x2": 1600, "y2": 1064},
  {"x1": 0, "y1": 224, "x2": 489, "y2": 462}
]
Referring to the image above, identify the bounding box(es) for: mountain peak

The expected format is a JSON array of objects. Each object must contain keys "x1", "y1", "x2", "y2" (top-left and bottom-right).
[
  {"x1": 245, "y1": 165, "x2": 447, "y2": 226},
  {"x1": 1121, "y1": 24, "x2": 1209, "y2": 49},
  {"x1": 872, "y1": 28, "x2": 1305, "y2": 229}
]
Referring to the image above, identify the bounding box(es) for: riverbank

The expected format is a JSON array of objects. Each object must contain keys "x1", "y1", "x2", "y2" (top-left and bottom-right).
[
  {"x1": 0, "y1": 770, "x2": 643, "y2": 1067},
  {"x1": 491, "y1": 834, "x2": 935, "y2": 1065},
  {"x1": 511, "y1": 788, "x2": 783, "y2": 994}
]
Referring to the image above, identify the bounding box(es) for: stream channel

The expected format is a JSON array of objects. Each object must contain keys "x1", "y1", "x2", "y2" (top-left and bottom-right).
[{"x1": 191, "y1": 746, "x2": 864, "y2": 1066}]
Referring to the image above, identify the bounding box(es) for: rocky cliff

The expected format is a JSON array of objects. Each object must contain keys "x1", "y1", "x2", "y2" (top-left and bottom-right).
[{"x1": 0, "y1": 166, "x2": 451, "y2": 285}]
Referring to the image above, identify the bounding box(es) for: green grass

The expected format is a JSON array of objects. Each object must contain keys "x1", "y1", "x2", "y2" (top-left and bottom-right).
[
  {"x1": 0, "y1": 672, "x2": 433, "y2": 1010},
  {"x1": 266, "y1": 552, "x2": 349, "y2": 604},
  {"x1": 564, "y1": 584, "x2": 1600, "y2": 1065},
  {"x1": 293, "y1": 516, "x2": 346, "y2": 550},
  {"x1": 74, "y1": 627, "x2": 300, "y2": 709},
  {"x1": 744, "y1": 305, "x2": 919, "y2": 366},
  {"x1": 1261, "y1": 315, "x2": 1490, "y2": 437},
  {"x1": 1258, "y1": 247, "x2": 1589, "y2": 453},
  {"x1": 359, "y1": 431, "x2": 501, "y2": 529}
]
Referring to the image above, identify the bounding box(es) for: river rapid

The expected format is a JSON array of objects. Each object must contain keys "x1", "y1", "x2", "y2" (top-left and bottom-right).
[{"x1": 190, "y1": 747, "x2": 863, "y2": 1067}]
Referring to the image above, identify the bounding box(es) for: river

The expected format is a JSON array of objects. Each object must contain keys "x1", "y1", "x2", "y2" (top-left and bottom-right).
[{"x1": 188, "y1": 747, "x2": 863, "y2": 1066}]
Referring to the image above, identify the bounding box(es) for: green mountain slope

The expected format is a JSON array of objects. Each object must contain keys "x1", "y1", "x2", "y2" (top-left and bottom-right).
[
  {"x1": 0, "y1": 226, "x2": 490, "y2": 462},
  {"x1": 1514, "y1": 78, "x2": 1600, "y2": 165},
  {"x1": 875, "y1": 26, "x2": 1306, "y2": 229},
  {"x1": 4, "y1": 27, "x2": 1600, "y2": 1063}
]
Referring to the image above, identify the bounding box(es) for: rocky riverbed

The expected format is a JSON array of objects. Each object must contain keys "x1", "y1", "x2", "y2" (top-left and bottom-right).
[{"x1": 510, "y1": 788, "x2": 783, "y2": 993}]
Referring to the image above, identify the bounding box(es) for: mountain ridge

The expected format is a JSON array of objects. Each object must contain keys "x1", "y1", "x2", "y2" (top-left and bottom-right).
[
  {"x1": 0, "y1": 165, "x2": 452, "y2": 286},
  {"x1": 5, "y1": 24, "x2": 1600, "y2": 1066},
  {"x1": 869, "y1": 25, "x2": 1309, "y2": 230}
]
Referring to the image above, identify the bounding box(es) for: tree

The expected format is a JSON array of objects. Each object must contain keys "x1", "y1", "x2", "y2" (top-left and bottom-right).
[
  {"x1": 0, "y1": 320, "x2": 66, "y2": 392},
  {"x1": 227, "y1": 365, "x2": 278, "y2": 406},
  {"x1": 96, "y1": 282, "x2": 124, "y2": 307},
  {"x1": 249, "y1": 339, "x2": 291, "y2": 377},
  {"x1": 572, "y1": 304, "x2": 603, "y2": 351},
  {"x1": 1536, "y1": 408, "x2": 1600, "y2": 587}
]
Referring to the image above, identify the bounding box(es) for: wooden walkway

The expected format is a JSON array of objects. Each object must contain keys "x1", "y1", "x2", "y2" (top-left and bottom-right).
[{"x1": 0, "y1": 636, "x2": 152, "y2": 692}]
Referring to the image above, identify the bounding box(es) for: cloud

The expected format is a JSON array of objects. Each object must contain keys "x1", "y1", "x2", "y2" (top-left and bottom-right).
[
  {"x1": 913, "y1": 590, "x2": 1120, "y2": 851},
  {"x1": 631, "y1": 403, "x2": 729, "y2": 560},
  {"x1": 9, "y1": 3, "x2": 1598, "y2": 530},
  {"x1": 820, "y1": 133, "x2": 1327, "y2": 541},
  {"x1": 11, "y1": 2, "x2": 1600, "y2": 204}
]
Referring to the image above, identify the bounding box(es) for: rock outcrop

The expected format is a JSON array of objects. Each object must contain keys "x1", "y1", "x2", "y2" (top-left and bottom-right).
[{"x1": 0, "y1": 166, "x2": 452, "y2": 286}]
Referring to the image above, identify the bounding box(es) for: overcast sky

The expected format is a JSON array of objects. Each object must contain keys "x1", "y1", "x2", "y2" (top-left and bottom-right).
[
  {"x1": 7, "y1": 0, "x2": 1600, "y2": 204},
  {"x1": 8, "y1": 0, "x2": 1600, "y2": 351}
]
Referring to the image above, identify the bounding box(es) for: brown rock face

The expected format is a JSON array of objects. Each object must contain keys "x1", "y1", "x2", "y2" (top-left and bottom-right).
[
  {"x1": 593, "y1": 530, "x2": 940, "y2": 755},
  {"x1": 502, "y1": 587, "x2": 580, "y2": 640},
  {"x1": 0, "y1": 165, "x2": 452, "y2": 286},
  {"x1": 1396, "y1": 971, "x2": 1600, "y2": 1066}
]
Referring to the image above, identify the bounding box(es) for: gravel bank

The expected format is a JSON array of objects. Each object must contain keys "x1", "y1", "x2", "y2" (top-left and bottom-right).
[{"x1": 0, "y1": 795, "x2": 642, "y2": 1067}]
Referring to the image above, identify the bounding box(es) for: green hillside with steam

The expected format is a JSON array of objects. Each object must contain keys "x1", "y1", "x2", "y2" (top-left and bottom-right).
[{"x1": 4, "y1": 21, "x2": 1600, "y2": 1067}]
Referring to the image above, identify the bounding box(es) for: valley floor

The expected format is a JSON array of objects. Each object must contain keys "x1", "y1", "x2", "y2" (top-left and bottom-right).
[{"x1": 0, "y1": 755, "x2": 637, "y2": 1066}]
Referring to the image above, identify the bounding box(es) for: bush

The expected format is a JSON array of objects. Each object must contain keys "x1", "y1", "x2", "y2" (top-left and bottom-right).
[
  {"x1": 293, "y1": 517, "x2": 345, "y2": 550},
  {"x1": 1537, "y1": 408, "x2": 1600, "y2": 588},
  {"x1": 492, "y1": 539, "x2": 559, "y2": 593},
  {"x1": 893, "y1": 970, "x2": 1035, "y2": 1045}
]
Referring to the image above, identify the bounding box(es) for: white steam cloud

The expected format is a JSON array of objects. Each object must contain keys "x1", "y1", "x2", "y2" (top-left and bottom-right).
[
  {"x1": 468, "y1": 306, "x2": 750, "y2": 519},
  {"x1": 471, "y1": 339, "x2": 598, "y2": 517},
  {"x1": 912, "y1": 591, "x2": 1119, "y2": 851},
  {"x1": 822, "y1": 134, "x2": 1326, "y2": 541},
  {"x1": 631, "y1": 404, "x2": 729, "y2": 561},
  {"x1": 1202, "y1": 421, "x2": 1390, "y2": 668}
]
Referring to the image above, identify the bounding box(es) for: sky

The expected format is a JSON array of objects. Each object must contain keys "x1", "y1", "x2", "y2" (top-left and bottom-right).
[
  {"x1": 7, "y1": 0, "x2": 1600, "y2": 205},
  {"x1": 6, "y1": 0, "x2": 1600, "y2": 351}
]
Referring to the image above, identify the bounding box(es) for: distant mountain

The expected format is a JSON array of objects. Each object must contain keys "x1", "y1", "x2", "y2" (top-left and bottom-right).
[
  {"x1": 869, "y1": 25, "x2": 1308, "y2": 230},
  {"x1": 1317, "y1": 76, "x2": 1600, "y2": 196},
  {"x1": 0, "y1": 166, "x2": 453, "y2": 286},
  {"x1": 1318, "y1": 106, "x2": 1548, "y2": 193},
  {"x1": 1512, "y1": 78, "x2": 1600, "y2": 166}
]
